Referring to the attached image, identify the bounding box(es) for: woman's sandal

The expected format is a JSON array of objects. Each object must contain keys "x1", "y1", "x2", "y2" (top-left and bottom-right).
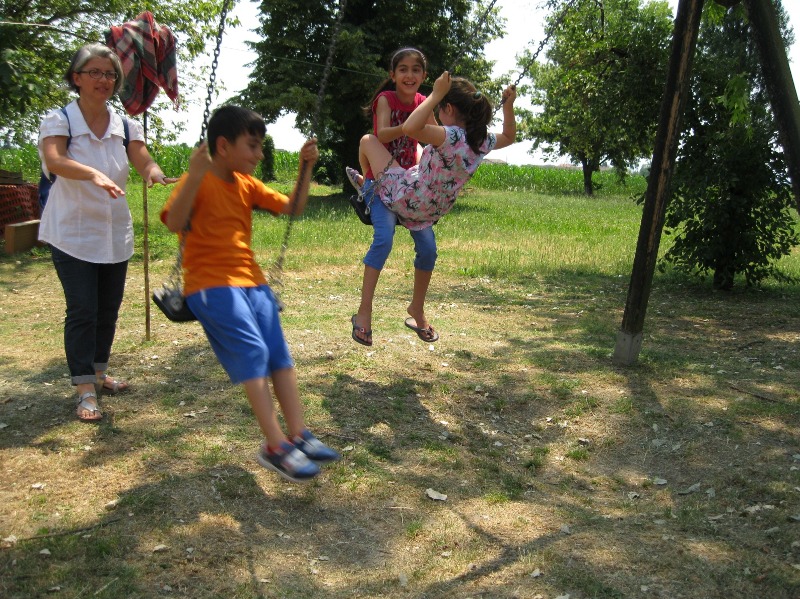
[
  {"x1": 76, "y1": 391, "x2": 102, "y2": 423},
  {"x1": 96, "y1": 374, "x2": 129, "y2": 395}
]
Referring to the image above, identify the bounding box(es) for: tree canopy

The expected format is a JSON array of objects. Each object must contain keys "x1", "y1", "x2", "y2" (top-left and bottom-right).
[
  {"x1": 521, "y1": 0, "x2": 673, "y2": 195},
  {"x1": 663, "y1": 0, "x2": 798, "y2": 289},
  {"x1": 237, "y1": 0, "x2": 504, "y2": 187},
  {"x1": 0, "y1": 0, "x2": 228, "y2": 145}
]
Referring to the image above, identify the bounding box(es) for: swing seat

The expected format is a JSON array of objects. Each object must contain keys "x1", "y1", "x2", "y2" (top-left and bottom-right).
[
  {"x1": 153, "y1": 286, "x2": 197, "y2": 322},
  {"x1": 349, "y1": 193, "x2": 373, "y2": 225}
]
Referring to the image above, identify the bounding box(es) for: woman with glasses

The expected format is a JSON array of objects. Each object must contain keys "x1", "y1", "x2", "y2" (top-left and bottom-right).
[{"x1": 38, "y1": 42, "x2": 177, "y2": 422}]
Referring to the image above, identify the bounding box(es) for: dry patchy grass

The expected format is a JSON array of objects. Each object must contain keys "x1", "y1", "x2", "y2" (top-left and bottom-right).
[{"x1": 1, "y1": 239, "x2": 799, "y2": 599}]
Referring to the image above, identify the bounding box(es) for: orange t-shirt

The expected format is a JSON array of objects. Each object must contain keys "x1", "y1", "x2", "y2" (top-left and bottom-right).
[{"x1": 161, "y1": 171, "x2": 289, "y2": 296}]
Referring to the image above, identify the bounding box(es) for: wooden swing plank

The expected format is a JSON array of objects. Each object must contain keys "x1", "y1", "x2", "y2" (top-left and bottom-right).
[{"x1": 4, "y1": 220, "x2": 43, "y2": 254}]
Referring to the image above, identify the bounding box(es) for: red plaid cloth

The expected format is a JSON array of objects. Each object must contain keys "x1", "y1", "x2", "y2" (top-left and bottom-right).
[{"x1": 105, "y1": 11, "x2": 179, "y2": 116}]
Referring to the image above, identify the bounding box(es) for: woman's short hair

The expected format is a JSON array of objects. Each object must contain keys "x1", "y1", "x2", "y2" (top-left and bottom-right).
[{"x1": 65, "y1": 43, "x2": 124, "y2": 95}]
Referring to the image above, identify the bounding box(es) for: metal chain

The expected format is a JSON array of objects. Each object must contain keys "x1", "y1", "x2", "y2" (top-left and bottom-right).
[
  {"x1": 498, "y1": 0, "x2": 578, "y2": 113},
  {"x1": 448, "y1": 0, "x2": 500, "y2": 74},
  {"x1": 166, "y1": 0, "x2": 232, "y2": 296},
  {"x1": 199, "y1": 0, "x2": 233, "y2": 143},
  {"x1": 482, "y1": 0, "x2": 577, "y2": 123},
  {"x1": 268, "y1": 0, "x2": 349, "y2": 297}
]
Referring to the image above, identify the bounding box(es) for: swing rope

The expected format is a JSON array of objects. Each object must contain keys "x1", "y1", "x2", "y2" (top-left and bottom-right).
[
  {"x1": 199, "y1": 0, "x2": 232, "y2": 143},
  {"x1": 493, "y1": 0, "x2": 578, "y2": 116},
  {"x1": 155, "y1": 0, "x2": 232, "y2": 321},
  {"x1": 267, "y1": 0, "x2": 349, "y2": 298}
]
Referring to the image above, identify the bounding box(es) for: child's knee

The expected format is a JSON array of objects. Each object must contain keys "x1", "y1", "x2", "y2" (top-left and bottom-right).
[{"x1": 414, "y1": 248, "x2": 437, "y2": 271}]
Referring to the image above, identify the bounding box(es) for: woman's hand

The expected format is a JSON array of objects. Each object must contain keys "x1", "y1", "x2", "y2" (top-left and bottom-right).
[
  {"x1": 146, "y1": 170, "x2": 180, "y2": 187},
  {"x1": 90, "y1": 171, "x2": 125, "y2": 198}
]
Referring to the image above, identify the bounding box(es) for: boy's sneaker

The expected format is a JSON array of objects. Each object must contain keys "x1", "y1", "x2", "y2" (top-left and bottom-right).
[
  {"x1": 293, "y1": 429, "x2": 341, "y2": 463},
  {"x1": 257, "y1": 440, "x2": 320, "y2": 483}
]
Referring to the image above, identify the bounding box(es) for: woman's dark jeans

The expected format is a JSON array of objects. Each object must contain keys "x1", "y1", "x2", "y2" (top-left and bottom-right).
[{"x1": 50, "y1": 246, "x2": 128, "y2": 385}]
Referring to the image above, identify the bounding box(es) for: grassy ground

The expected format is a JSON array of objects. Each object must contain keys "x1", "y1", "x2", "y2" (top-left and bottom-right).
[{"x1": 1, "y1": 179, "x2": 799, "y2": 598}]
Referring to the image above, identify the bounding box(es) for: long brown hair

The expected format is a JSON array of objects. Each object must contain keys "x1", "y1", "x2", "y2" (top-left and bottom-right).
[
  {"x1": 361, "y1": 47, "x2": 428, "y2": 117},
  {"x1": 439, "y1": 77, "x2": 493, "y2": 154}
]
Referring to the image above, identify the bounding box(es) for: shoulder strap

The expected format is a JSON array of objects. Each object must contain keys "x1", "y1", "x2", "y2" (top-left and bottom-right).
[
  {"x1": 122, "y1": 117, "x2": 130, "y2": 149},
  {"x1": 61, "y1": 106, "x2": 72, "y2": 150},
  {"x1": 42, "y1": 107, "x2": 72, "y2": 184}
]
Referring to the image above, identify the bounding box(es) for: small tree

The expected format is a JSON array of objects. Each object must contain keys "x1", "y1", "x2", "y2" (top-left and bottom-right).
[
  {"x1": 522, "y1": 0, "x2": 673, "y2": 195},
  {"x1": 663, "y1": 1, "x2": 798, "y2": 289}
]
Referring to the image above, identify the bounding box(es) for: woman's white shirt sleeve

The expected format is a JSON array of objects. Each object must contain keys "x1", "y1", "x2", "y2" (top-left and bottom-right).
[{"x1": 37, "y1": 100, "x2": 143, "y2": 263}]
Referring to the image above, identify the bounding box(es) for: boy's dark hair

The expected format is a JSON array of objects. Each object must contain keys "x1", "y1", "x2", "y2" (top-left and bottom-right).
[
  {"x1": 207, "y1": 104, "x2": 266, "y2": 156},
  {"x1": 439, "y1": 77, "x2": 493, "y2": 154},
  {"x1": 362, "y1": 47, "x2": 428, "y2": 118}
]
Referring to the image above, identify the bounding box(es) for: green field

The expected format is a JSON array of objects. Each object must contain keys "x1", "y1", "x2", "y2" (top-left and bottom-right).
[{"x1": 1, "y1": 145, "x2": 799, "y2": 599}]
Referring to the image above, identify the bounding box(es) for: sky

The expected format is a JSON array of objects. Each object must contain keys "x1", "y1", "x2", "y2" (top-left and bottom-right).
[{"x1": 163, "y1": 0, "x2": 800, "y2": 166}]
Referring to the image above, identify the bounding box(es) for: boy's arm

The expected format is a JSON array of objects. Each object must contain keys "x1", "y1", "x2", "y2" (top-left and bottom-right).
[
  {"x1": 283, "y1": 138, "x2": 319, "y2": 216},
  {"x1": 493, "y1": 84, "x2": 518, "y2": 150},
  {"x1": 164, "y1": 142, "x2": 210, "y2": 232}
]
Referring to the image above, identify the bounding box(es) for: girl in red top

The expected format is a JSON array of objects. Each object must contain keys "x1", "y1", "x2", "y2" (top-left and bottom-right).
[{"x1": 347, "y1": 47, "x2": 438, "y2": 347}]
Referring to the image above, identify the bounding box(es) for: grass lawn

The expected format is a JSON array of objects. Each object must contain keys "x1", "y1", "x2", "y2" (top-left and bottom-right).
[{"x1": 1, "y1": 174, "x2": 799, "y2": 598}]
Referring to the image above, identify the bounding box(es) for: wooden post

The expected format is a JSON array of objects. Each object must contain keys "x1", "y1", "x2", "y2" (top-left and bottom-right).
[
  {"x1": 143, "y1": 111, "x2": 151, "y2": 341},
  {"x1": 612, "y1": 0, "x2": 705, "y2": 365},
  {"x1": 744, "y1": 0, "x2": 800, "y2": 212}
]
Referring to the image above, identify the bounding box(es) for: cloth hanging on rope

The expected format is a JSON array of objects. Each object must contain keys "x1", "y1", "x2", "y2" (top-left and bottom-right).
[{"x1": 105, "y1": 11, "x2": 179, "y2": 116}]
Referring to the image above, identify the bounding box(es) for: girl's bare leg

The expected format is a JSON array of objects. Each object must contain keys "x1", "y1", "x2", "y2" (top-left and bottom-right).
[
  {"x1": 407, "y1": 268, "x2": 433, "y2": 330},
  {"x1": 359, "y1": 134, "x2": 401, "y2": 178}
]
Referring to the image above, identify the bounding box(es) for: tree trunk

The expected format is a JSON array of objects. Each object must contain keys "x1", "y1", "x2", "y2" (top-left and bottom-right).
[
  {"x1": 613, "y1": 0, "x2": 706, "y2": 365},
  {"x1": 581, "y1": 158, "x2": 594, "y2": 196}
]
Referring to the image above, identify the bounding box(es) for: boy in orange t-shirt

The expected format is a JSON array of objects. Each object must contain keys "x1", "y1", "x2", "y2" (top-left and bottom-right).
[{"x1": 161, "y1": 105, "x2": 339, "y2": 483}]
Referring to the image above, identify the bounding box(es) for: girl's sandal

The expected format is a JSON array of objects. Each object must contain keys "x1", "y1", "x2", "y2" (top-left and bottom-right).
[
  {"x1": 76, "y1": 391, "x2": 102, "y2": 423},
  {"x1": 96, "y1": 374, "x2": 129, "y2": 395}
]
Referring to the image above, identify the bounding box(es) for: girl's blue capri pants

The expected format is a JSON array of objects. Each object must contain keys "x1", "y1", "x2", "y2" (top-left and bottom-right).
[
  {"x1": 186, "y1": 285, "x2": 293, "y2": 384},
  {"x1": 361, "y1": 180, "x2": 437, "y2": 272}
]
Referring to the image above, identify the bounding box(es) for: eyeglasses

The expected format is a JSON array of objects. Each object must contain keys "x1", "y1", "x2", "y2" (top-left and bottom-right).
[{"x1": 78, "y1": 69, "x2": 119, "y2": 81}]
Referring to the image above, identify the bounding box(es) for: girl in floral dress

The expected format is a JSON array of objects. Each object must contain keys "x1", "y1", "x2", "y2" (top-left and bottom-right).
[{"x1": 356, "y1": 71, "x2": 518, "y2": 342}]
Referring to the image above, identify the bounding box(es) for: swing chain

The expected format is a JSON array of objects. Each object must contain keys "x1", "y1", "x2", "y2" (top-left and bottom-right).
[
  {"x1": 268, "y1": 0, "x2": 349, "y2": 294},
  {"x1": 448, "y1": 0, "x2": 500, "y2": 74},
  {"x1": 501, "y1": 0, "x2": 579, "y2": 110},
  {"x1": 161, "y1": 0, "x2": 231, "y2": 306},
  {"x1": 199, "y1": 0, "x2": 233, "y2": 143}
]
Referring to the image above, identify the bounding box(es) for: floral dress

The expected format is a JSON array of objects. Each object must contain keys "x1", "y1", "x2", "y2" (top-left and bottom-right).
[{"x1": 377, "y1": 126, "x2": 496, "y2": 231}]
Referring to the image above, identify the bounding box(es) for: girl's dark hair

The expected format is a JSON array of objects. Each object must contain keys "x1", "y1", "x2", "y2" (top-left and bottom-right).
[
  {"x1": 362, "y1": 47, "x2": 428, "y2": 117},
  {"x1": 439, "y1": 77, "x2": 493, "y2": 154},
  {"x1": 65, "y1": 43, "x2": 124, "y2": 95},
  {"x1": 207, "y1": 104, "x2": 266, "y2": 156}
]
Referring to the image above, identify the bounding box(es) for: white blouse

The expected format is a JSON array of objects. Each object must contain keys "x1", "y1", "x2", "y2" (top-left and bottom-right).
[{"x1": 38, "y1": 100, "x2": 144, "y2": 263}]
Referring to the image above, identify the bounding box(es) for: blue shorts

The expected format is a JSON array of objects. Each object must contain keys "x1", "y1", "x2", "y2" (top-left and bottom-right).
[{"x1": 186, "y1": 285, "x2": 294, "y2": 384}]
